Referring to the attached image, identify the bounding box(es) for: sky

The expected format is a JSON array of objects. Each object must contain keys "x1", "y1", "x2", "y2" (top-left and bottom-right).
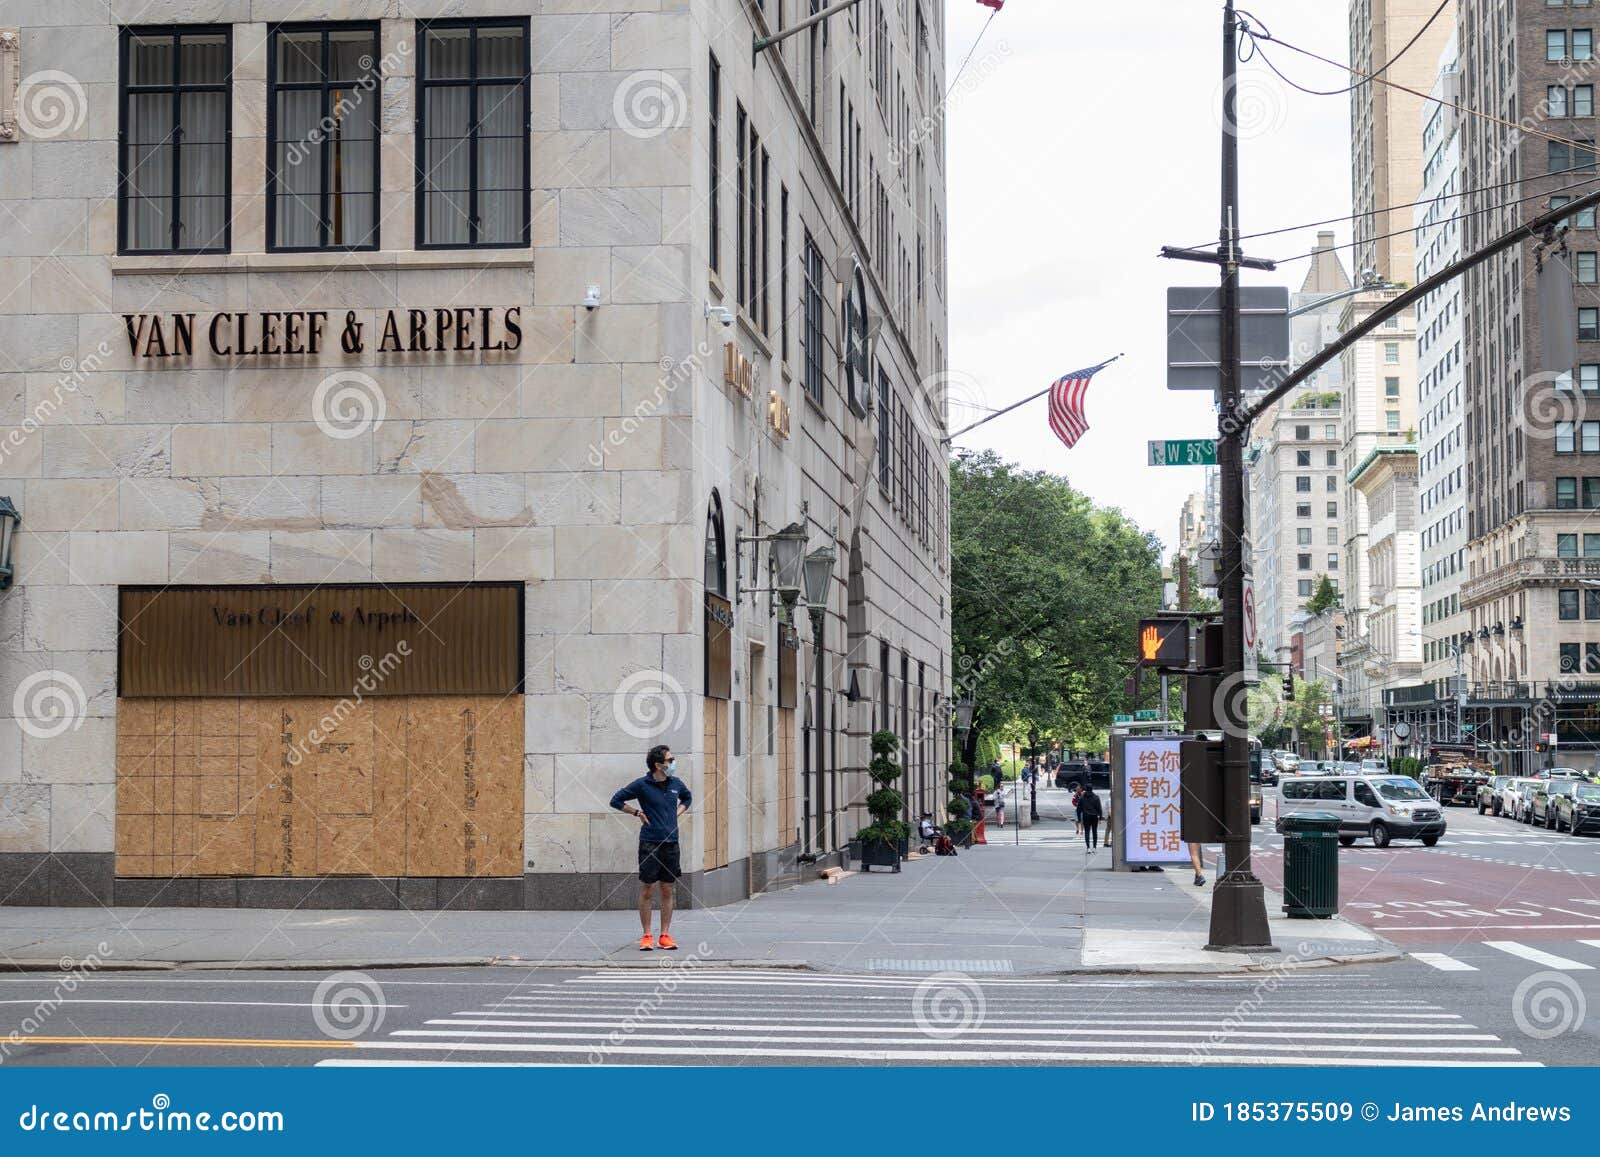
[{"x1": 943, "y1": 0, "x2": 1354, "y2": 561}]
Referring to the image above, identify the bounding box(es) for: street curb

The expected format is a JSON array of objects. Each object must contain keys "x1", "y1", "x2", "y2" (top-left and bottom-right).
[{"x1": 0, "y1": 949, "x2": 1398, "y2": 976}]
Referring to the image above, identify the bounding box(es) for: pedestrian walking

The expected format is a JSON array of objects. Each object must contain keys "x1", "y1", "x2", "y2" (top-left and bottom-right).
[
  {"x1": 1080, "y1": 785, "x2": 1104, "y2": 852},
  {"x1": 1072, "y1": 784, "x2": 1084, "y2": 835},
  {"x1": 994, "y1": 784, "x2": 1006, "y2": 828},
  {"x1": 1188, "y1": 842, "x2": 1207, "y2": 887},
  {"x1": 609, "y1": 744, "x2": 692, "y2": 951}
]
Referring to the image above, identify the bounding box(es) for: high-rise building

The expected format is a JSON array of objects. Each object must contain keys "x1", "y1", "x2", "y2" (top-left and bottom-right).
[
  {"x1": 1337, "y1": 291, "x2": 1419, "y2": 733},
  {"x1": 0, "y1": 2, "x2": 952, "y2": 908},
  {"x1": 1247, "y1": 235, "x2": 1350, "y2": 662},
  {"x1": 1406, "y1": 32, "x2": 1468, "y2": 748},
  {"x1": 1177, "y1": 491, "x2": 1207, "y2": 565},
  {"x1": 1457, "y1": 0, "x2": 1600, "y2": 772},
  {"x1": 1350, "y1": 0, "x2": 1458, "y2": 282}
]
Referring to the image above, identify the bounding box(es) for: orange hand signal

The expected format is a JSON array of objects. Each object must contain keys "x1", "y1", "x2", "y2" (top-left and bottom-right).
[{"x1": 1140, "y1": 625, "x2": 1161, "y2": 661}]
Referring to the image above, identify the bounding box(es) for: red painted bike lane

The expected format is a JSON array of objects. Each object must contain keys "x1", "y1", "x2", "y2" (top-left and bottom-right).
[{"x1": 1250, "y1": 838, "x2": 1600, "y2": 944}]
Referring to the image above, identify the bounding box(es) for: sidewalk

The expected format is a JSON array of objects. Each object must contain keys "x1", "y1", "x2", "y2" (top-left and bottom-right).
[{"x1": 0, "y1": 790, "x2": 1396, "y2": 975}]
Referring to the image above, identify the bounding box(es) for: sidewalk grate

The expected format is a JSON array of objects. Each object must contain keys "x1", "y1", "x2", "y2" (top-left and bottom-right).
[{"x1": 864, "y1": 959, "x2": 1015, "y2": 974}]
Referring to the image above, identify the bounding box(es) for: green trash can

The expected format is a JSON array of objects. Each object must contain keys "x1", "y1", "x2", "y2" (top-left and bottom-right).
[{"x1": 1281, "y1": 810, "x2": 1340, "y2": 919}]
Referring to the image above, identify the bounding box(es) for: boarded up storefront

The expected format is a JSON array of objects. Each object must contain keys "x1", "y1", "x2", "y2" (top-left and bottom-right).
[{"x1": 114, "y1": 584, "x2": 523, "y2": 882}]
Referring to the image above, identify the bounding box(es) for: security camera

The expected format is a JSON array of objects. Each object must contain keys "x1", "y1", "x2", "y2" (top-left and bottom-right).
[
  {"x1": 706, "y1": 304, "x2": 735, "y2": 328},
  {"x1": 584, "y1": 286, "x2": 602, "y2": 311}
]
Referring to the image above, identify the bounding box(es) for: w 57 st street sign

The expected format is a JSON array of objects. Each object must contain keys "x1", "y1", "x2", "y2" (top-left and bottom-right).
[{"x1": 1147, "y1": 438, "x2": 1217, "y2": 466}]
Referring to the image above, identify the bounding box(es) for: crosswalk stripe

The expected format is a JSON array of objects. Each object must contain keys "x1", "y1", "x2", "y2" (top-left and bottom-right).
[
  {"x1": 438, "y1": 1015, "x2": 1475, "y2": 1031},
  {"x1": 1411, "y1": 952, "x2": 1478, "y2": 972},
  {"x1": 322, "y1": 1052, "x2": 1536, "y2": 1068},
  {"x1": 1483, "y1": 942, "x2": 1596, "y2": 970},
  {"x1": 1579, "y1": 940, "x2": 1600, "y2": 951}
]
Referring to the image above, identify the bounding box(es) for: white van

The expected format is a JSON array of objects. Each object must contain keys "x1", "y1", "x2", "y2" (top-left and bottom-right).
[{"x1": 1275, "y1": 773, "x2": 1446, "y2": 848}]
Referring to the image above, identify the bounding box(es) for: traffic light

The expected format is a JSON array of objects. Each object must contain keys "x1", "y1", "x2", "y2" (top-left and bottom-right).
[
  {"x1": 1136, "y1": 619, "x2": 1189, "y2": 669},
  {"x1": 1283, "y1": 672, "x2": 1295, "y2": 702}
]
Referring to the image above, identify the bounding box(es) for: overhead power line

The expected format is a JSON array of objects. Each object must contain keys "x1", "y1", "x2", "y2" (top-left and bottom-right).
[{"x1": 1237, "y1": 1, "x2": 1451, "y2": 98}]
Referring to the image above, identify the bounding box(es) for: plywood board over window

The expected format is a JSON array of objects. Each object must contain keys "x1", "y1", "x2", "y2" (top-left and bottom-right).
[{"x1": 115, "y1": 695, "x2": 522, "y2": 878}]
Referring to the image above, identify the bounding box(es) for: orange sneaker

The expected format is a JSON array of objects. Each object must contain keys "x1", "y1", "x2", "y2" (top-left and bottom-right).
[
  {"x1": 657, "y1": 933, "x2": 679, "y2": 950},
  {"x1": 638, "y1": 934, "x2": 654, "y2": 951}
]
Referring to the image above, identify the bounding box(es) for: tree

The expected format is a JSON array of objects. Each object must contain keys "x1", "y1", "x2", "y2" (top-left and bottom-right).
[
  {"x1": 950, "y1": 450, "x2": 1165, "y2": 761},
  {"x1": 1302, "y1": 574, "x2": 1342, "y2": 614},
  {"x1": 1282, "y1": 678, "x2": 1333, "y2": 755}
]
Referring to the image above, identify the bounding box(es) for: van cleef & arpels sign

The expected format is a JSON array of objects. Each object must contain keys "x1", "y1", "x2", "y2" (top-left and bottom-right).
[{"x1": 120, "y1": 307, "x2": 524, "y2": 360}]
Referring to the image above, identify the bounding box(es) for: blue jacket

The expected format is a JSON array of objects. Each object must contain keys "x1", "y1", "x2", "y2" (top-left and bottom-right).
[{"x1": 609, "y1": 774, "x2": 692, "y2": 842}]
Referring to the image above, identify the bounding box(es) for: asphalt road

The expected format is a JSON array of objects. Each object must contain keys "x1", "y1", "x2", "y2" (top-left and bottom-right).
[{"x1": 2, "y1": 791, "x2": 1598, "y2": 1067}]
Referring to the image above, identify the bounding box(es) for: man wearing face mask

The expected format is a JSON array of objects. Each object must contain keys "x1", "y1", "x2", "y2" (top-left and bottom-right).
[{"x1": 609, "y1": 744, "x2": 693, "y2": 950}]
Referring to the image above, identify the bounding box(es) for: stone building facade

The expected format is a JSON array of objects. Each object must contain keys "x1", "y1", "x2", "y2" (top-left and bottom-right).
[{"x1": 0, "y1": 1, "x2": 952, "y2": 909}]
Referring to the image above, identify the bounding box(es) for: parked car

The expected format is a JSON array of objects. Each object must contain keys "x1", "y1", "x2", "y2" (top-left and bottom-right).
[
  {"x1": 1055, "y1": 760, "x2": 1091, "y2": 790},
  {"x1": 1531, "y1": 777, "x2": 1587, "y2": 828},
  {"x1": 1276, "y1": 773, "x2": 1445, "y2": 848},
  {"x1": 1249, "y1": 771, "x2": 1263, "y2": 825},
  {"x1": 1554, "y1": 781, "x2": 1600, "y2": 834},
  {"x1": 1477, "y1": 775, "x2": 1514, "y2": 815},
  {"x1": 1360, "y1": 758, "x2": 1388, "y2": 773},
  {"x1": 1085, "y1": 760, "x2": 1112, "y2": 789},
  {"x1": 1501, "y1": 777, "x2": 1543, "y2": 822}
]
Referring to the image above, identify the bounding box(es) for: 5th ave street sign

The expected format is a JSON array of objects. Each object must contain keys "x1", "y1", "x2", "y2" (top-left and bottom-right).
[{"x1": 1148, "y1": 439, "x2": 1218, "y2": 467}]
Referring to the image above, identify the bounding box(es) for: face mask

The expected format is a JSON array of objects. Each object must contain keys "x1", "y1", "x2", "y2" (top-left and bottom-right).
[{"x1": 666, "y1": 759, "x2": 677, "y2": 773}]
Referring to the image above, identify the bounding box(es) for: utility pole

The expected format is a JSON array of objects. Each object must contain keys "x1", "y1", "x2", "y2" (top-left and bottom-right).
[{"x1": 1209, "y1": 0, "x2": 1272, "y2": 950}]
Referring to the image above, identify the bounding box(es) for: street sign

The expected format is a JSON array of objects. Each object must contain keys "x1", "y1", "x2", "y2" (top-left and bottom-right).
[
  {"x1": 1134, "y1": 709, "x2": 1160, "y2": 720},
  {"x1": 1147, "y1": 438, "x2": 1218, "y2": 467},
  {"x1": 1112, "y1": 714, "x2": 1134, "y2": 724},
  {"x1": 1243, "y1": 577, "x2": 1259, "y2": 685},
  {"x1": 1166, "y1": 286, "x2": 1291, "y2": 392}
]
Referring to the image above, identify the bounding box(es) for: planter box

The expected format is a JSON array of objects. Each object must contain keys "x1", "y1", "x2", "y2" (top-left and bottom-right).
[
  {"x1": 859, "y1": 839, "x2": 902, "y2": 873},
  {"x1": 954, "y1": 828, "x2": 974, "y2": 849},
  {"x1": 895, "y1": 834, "x2": 910, "y2": 859}
]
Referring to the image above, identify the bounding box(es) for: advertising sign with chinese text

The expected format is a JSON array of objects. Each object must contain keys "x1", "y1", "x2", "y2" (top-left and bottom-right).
[{"x1": 1122, "y1": 738, "x2": 1188, "y2": 865}]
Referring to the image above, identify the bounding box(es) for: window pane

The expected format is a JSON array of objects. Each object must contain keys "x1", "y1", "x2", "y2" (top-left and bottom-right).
[
  {"x1": 1562, "y1": 642, "x2": 1582, "y2": 672},
  {"x1": 426, "y1": 27, "x2": 472, "y2": 78},
  {"x1": 1580, "y1": 85, "x2": 1595, "y2": 115},
  {"x1": 180, "y1": 33, "x2": 229, "y2": 84},
  {"x1": 476, "y1": 26, "x2": 525, "y2": 78},
  {"x1": 328, "y1": 29, "x2": 376, "y2": 83},
  {"x1": 274, "y1": 89, "x2": 322, "y2": 248},
  {"x1": 277, "y1": 31, "x2": 322, "y2": 82},
  {"x1": 1553, "y1": 85, "x2": 1571, "y2": 115},
  {"x1": 1585, "y1": 421, "x2": 1600, "y2": 452},
  {"x1": 1560, "y1": 477, "x2": 1579, "y2": 507},
  {"x1": 1561, "y1": 590, "x2": 1581, "y2": 619},
  {"x1": 1578, "y1": 30, "x2": 1595, "y2": 59},
  {"x1": 1585, "y1": 533, "x2": 1600, "y2": 557},
  {"x1": 1560, "y1": 533, "x2": 1579, "y2": 557},
  {"x1": 1587, "y1": 589, "x2": 1600, "y2": 619},
  {"x1": 476, "y1": 191, "x2": 524, "y2": 245},
  {"x1": 128, "y1": 34, "x2": 174, "y2": 85},
  {"x1": 1550, "y1": 30, "x2": 1568, "y2": 60}
]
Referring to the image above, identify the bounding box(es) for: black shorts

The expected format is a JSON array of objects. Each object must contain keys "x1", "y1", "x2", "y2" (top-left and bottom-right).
[{"x1": 638, "y1": 840, "x2": 681, "y2": 884}]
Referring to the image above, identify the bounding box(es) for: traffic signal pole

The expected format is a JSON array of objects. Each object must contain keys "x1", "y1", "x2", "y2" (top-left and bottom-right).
[{"x1": 1210, "y1": 0, "x2": 1273, "y2": 950}]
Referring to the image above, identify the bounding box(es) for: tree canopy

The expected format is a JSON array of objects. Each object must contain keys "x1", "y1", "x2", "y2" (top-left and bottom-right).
[
  {"x1": 1303, "y1": 574, "x2": 1342, "y2": 614},
  {"x1": 950, "y1": 450, "x2": 1165, "y2": 754}
]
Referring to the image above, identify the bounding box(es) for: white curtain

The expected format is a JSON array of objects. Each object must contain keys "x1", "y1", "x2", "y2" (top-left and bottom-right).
[{"x1": 275, "y1": 90, "x2": 321, "y2": 248}]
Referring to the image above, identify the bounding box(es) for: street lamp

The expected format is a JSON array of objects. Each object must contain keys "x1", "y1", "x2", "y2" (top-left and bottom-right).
[
  {"x1": 0, "y1": 497, "x2": 19, "y2": 591},
  {"x1": 953, "y1": 695, "x2": 975, "y2": 738}
]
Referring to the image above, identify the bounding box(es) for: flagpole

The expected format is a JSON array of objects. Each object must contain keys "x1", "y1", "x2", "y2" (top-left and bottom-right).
[{"x1": 939, "y1": 353, "x2": 1123, "y2": 445}]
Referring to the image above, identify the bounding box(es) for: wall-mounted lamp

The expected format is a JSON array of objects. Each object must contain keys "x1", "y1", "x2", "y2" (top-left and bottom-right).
[
  {"x1": 0, "y1": 496, "x2": 19, "y2": 591},
  {"x1": 736, "y1": 511, "x2": 808, "y2": 620}
]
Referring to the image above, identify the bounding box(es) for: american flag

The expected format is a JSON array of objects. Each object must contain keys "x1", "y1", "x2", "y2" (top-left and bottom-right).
[
  {"x1": 1047, "y1": 362, "x2": 1113, "y2": 450},
  {"x1": 977, "y1": 0, "x2": 1005, "y2": 10}
]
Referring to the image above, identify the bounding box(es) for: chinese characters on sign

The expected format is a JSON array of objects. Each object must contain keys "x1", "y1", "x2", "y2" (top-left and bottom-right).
[{"x1": 1122, "y1": 738, "x2": 1187, "y2": 864}]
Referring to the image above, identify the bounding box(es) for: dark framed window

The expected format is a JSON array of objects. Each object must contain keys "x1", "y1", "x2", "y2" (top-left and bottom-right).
[
  {"x1": 759, "y1": 146, "x2": 770, "y2": 332},
  {"x1": 1561, "y1": 642, "x2": 1582, "y2": 673},
  {"x1": 802, "y1": 233, "x2": 826, "y2": 405},
  {"x1": 736, "y1": 103, "x2": 750, "y2": 313},
  {"x1": 779, "y1": 185, "x2": 790, "y2": 360},
  {"x1": 1584, "y1": 308, "x2": 1600, "y2": 340},
  {"x1": 709, "y1": 53, "x2": 721, "y2": 275},
  {"x1": 877, "y1": 370, "x2": 892, "y2": 490},
  {"x1": 1560, "y1": 589, "x2": 1581, "y2": 620},
  {"x1": 1589, "y1": 642, "x2": 1600, "y2": 672},
  {"x1": 1587, "y1": 588, "x2": 1600, "y2": 619},
  {"x1": 1559, "y1": 476, "x2": 1579, "y2": 507},
  {"x1": 416, "y1": 19, "x2": 529, "y2": 249},
  {"x1": 119, "y1": 26, "x2": 232, "y2": 254},
  {"x1": 268, "y1": 23, "x2": 380, "y2": 252}
]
